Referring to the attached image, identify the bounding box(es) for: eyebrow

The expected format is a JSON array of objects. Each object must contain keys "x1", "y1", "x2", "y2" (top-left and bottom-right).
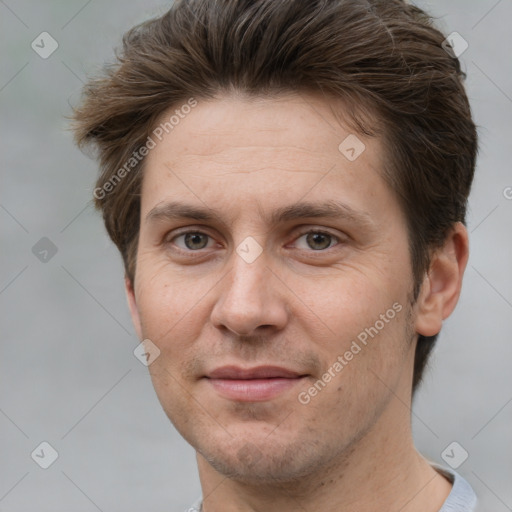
[{"x1": 145, "y1": 199, "x2": 375, "y2": 229}]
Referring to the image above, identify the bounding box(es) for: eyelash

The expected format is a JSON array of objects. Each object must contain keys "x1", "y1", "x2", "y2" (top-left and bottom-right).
[{"x1": 166, "y1": 228, "x2": 342, "y2": 255}]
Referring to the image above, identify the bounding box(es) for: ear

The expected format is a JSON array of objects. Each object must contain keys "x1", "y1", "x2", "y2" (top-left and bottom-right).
[
  {"x1": 125, "y1": 275, "x2": 143, "y2": 340},
  {"x1": 414, "y1": 222, "x2": 469, "y2": 337}
]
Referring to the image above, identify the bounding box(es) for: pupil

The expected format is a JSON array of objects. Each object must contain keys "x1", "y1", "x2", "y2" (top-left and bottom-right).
[
  {"x1": 186, "y1": 233, "x2": 206, "y2": 249},
  {"x1": 308, "y1": 233, "x2": 330, "y2": 250}
]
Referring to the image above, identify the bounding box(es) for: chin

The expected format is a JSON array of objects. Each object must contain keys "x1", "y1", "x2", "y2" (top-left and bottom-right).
[{"x1": 198, "y1": 436, "x2": 336, "y2": 485}]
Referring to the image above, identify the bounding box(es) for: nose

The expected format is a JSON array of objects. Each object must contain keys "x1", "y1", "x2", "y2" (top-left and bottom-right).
[{"x1": 210, "y1": 245, "x2": 289, "y2": 337}]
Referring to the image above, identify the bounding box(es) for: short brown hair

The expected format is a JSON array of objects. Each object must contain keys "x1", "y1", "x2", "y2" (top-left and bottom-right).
[{"x1": 72, "y1": 0, "x2": 478, "y2": 393}]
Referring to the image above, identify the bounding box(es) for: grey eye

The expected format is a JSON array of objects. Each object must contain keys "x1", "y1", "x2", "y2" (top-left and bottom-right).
[
  {"x1": 306, "y1": 232, "x2": 333, "y2": 250},
  {"x1": 176, "y1": 232, "x2": 211, "y2": 250},
  {"x1": 295, "y1": 231, "x2": 336, "y2": 251}
]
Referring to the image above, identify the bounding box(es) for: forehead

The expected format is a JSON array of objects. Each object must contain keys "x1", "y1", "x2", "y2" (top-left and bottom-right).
[
  {"x1": 140, "y1": 92, "x2": 397, "y2": 226},
  {"x1": 148, "y1": 92, "x2": 373, "y2": 164}
]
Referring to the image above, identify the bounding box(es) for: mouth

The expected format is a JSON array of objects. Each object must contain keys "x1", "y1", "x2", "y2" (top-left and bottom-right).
[{"x1": 204, "y1": 365, "x2": 309, "y2": 402}]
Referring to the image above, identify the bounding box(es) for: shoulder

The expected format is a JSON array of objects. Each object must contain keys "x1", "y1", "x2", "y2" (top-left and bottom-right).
[
  {"x1": 184, "y1": 496, "x2": 203, "y2": 512},
  {"x1": 431, "y1": 464, "x2": 478, "y2": 512}
]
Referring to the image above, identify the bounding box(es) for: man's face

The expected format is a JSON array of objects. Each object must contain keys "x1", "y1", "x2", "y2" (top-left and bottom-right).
[{"x1": 128, "y1": 93, "x2": 418, "y2": 482}]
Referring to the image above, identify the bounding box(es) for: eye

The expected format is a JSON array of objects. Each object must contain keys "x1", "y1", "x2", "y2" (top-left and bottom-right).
[
  {"x1": 171, "y1": 231, "x2": 214, "y2": 251},
  {"x1": 293, "y1": 230, "x2": 341, "y2": 251},
  {"x1": 166, "y1": 228, "x2": 342, "y2": 254}
]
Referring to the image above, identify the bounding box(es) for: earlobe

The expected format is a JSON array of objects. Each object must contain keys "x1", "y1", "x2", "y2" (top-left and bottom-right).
[
  {"x1": 414, "y1": 223, "x2": 469, "y2": 337},
  {"x1": 125, "y1": 276, "x2": 143, "y2": 340}
]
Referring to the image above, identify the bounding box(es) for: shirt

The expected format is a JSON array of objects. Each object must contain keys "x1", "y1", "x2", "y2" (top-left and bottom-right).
[
  {"x1": 185, "y1": 464, "x2": 478, "y2": 511},
  {"x1": 433, "y1": 464, "x2": 478, "y2": 512}
]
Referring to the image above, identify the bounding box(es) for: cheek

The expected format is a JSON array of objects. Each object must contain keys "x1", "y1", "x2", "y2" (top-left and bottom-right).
[
  {"x1": 298, "y1": 269, "x2": 411, "y2": 387},
  {"x1": 299, "y1": 303, "x2": 411, "y2": 430},
  {"x1": 294, "y1": 264, "x2": 402, "y2": 335},
  {"x1": 134, "y1": 264, "x2": 208, "y2": 422},
  {"x1": 134, "y1": 260, "x2": 205, "y2": 346}
]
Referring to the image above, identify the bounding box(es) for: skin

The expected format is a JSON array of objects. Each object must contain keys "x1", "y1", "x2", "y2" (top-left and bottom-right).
[{"x1": 125, "y1": 92, "x2": 469, "y2": 512}]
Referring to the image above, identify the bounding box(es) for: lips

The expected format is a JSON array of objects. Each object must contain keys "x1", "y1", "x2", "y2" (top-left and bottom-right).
[
  {"x1": 207, "y1": 365, "x2": 304, "y2": 380},
  {"x1": 205, "y1": 365, "x2": 308, "y2": 402}
]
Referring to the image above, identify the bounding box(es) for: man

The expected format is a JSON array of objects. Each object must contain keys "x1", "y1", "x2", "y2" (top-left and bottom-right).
[{"x1": 72, "y1": 0, "x2": 479, "y2": 510}]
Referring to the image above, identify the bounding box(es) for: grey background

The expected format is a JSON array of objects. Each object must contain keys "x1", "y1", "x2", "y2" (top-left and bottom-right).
[{"x1": 1, "y1": 0, "x2": 511, "y2": 510}]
